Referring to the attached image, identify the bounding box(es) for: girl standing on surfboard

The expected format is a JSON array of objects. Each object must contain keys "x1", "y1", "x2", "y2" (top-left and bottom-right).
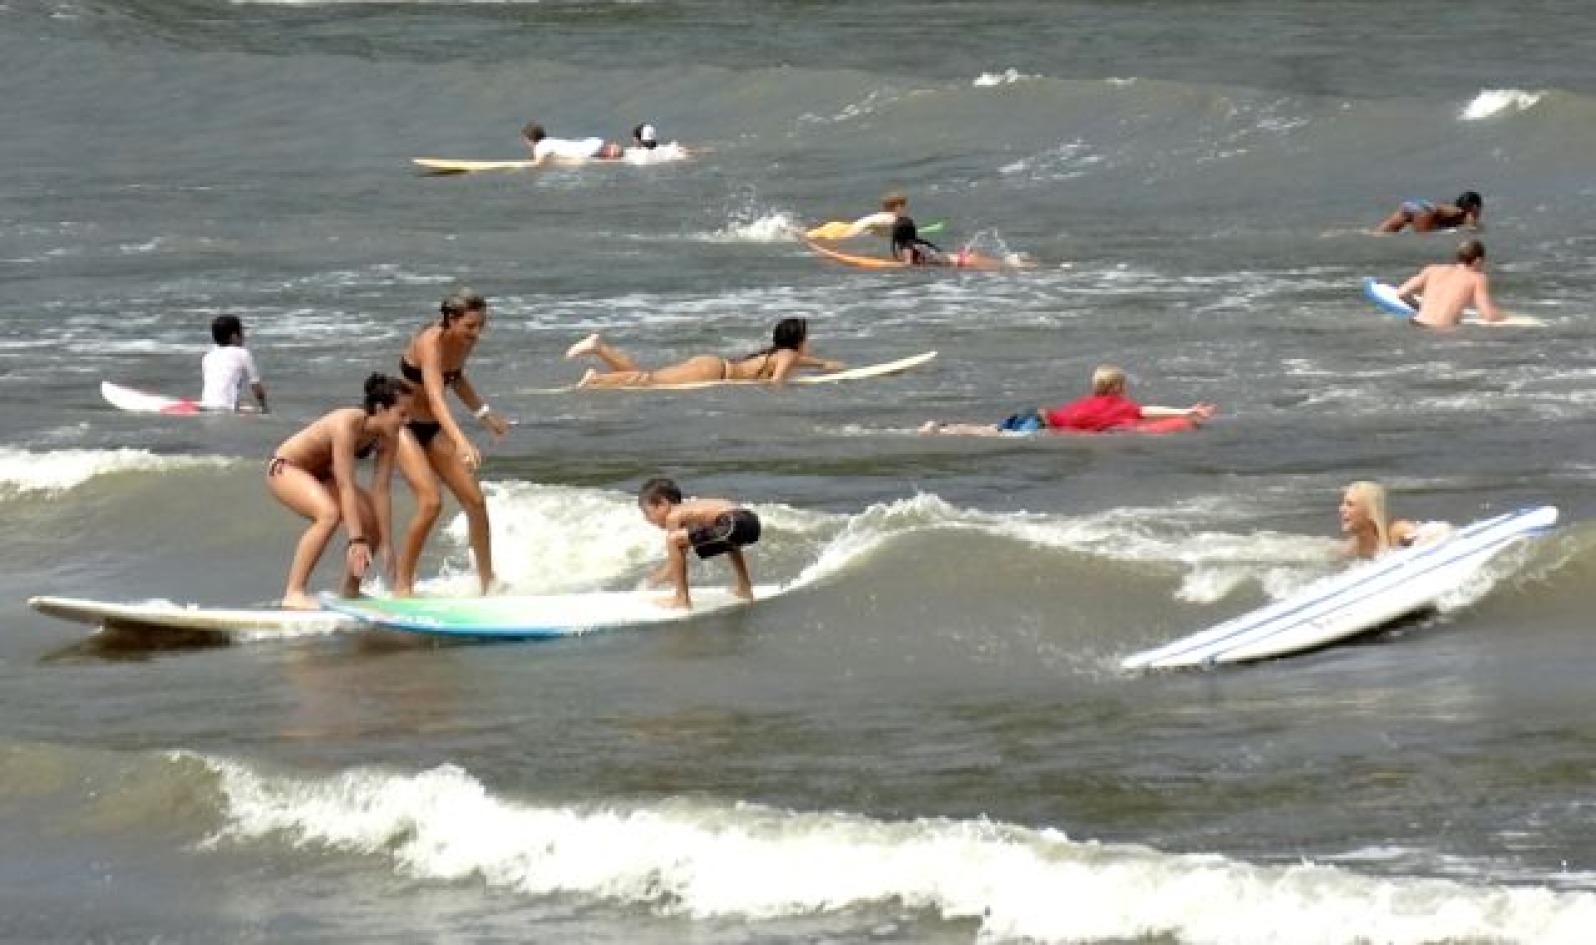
[
  {"x1": 395, "y1": 291, "x2": 511, "y2": 597},
  {"x1": 266, "y1": 374, "x2": 412, "y2": 610},
  {"x1": 564, "y1": 317, "x2": 842, "y2": 388}
]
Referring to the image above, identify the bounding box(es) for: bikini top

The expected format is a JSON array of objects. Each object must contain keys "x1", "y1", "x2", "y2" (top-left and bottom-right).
[{"x1": 399, "y1": 357, "x2": 463, "y2": 387}]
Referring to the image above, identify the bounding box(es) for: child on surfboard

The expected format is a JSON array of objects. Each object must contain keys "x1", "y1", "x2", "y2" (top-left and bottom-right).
[
  {"x1": 920, "y1": 364, "x2": 1215, "y2": 435},
  {"x1": 202, "y1": 314, "x2": 269, "y2": 413},
  {"x1": 564, "y1": 317, "x2": 842, "y2": 388},
  {"x1": 638, "y1": 477, "x2": 761, "y2": 609},
  {"x1": 267, "y1": 374, "x2": 412, "y2": 609}
]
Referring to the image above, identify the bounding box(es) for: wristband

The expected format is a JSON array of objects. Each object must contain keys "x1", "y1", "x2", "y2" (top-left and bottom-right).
[{"x1": 474, "y1": 403, "x2": 492, "y2": 419}]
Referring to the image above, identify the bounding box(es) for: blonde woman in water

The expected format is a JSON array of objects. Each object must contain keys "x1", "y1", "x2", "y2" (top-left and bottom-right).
[{"x1": 1338, "y1": 481, "x2": 1452, "y2": 560}]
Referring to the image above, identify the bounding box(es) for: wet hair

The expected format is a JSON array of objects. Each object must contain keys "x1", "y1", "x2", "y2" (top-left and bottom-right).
[
  {"x1": 1091, "y1": 364, "x2": 1128, "y2": 395},
  {"x1": 522, "y1": 122, "x2": 546, "y2": 143},
  {"x1": 740, "y1": 317, "x2": 810, "y2": 362},
  {"x1": 362, "y1": 372, "x2": 412, "y2": 414},
  {"x1": 638, "y1": 476, "x2": 683, "y2": 507},
  {"x1": 771, "y1": 317, "x2": 809, "y2": 351},
  {"x1": 1455, "y1": 191, "x2": 1483, "y2": 213},
  {"x1": 881, "y1": 191, "x2": 908, "y2": 211},
  {"x1": 1456, "y1": 239, "x2": 1487, "y2": 265},
  {"x1": 1344, "y1": 481, "x2": 1392, "y2": 551},
  {"x1": 439, "y1": 290, "x2": 488, "y2": 327},
  {"x1": 211, "y1": 314, "x2": 245, "y2": 346}
]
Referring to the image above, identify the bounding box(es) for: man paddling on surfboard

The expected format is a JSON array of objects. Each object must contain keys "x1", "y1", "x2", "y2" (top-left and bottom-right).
[
  {"x1": 1396, "y1": 239, "x2": 1514, "y2": 329},
  {"x1": 521, "y1": 122, "x2": 623, "y2": 166},
  {"x1": 638, "y1": 477, "x2": 761, "y2": 610},
  {"x1": 920, "y1": 364, "x2": 1214, "y2": 435}
]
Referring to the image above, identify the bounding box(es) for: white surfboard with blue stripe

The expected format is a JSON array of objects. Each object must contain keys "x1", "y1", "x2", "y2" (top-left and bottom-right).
[{"x1": 1122, "y1": 505, "x2": 1558, "y2": 670}]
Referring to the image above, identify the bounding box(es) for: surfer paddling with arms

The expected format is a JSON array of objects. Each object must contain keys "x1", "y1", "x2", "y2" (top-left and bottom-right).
[
  {"x1": 1339, "y1": 481, "x2": 1451, "y2": 560},
  {"x1": 1374, "y1": 190, "x2": 1483, "y2": 234},
  {"x1": 564, "y1": 317, "x2": 842, "y2": 388},
  {"x1": 522, "y1": 122, "x2": 623, "y2": 166},
  {"x1": 638, "y1": 477, "x2": 761, "y2": 609},
  {"x1": 1395, "y1": 239, "x2": 1513, "y2": 329},
  {"x1": 395, "y1": 291, "x2": 510, "y2": 597},
  {"x1": 266, "y1": 374, "x2": 412, "y2": 609},
  {"x1": 921, "y1": 364, "x2": 1214, "y2": 435}
]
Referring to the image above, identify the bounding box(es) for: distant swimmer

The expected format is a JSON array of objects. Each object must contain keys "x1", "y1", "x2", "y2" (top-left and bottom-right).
[
  {"x1": 631, "y1": 122, "x2": 659, "y2": 151},
  {"x1": 521, "y1": 122, "x2": 623, "y2": 165},
  {"x1": 1339, "y1": 481, "x2": 1451, "y2": 560},
  {"x1": 1397, "y1": 238, "x2": 1514, "y2": 329},
  {"x1": 266, "y1": 374, "x2": 412, "y2": 610},
  {"x1": 201, "y1": 314, "x2": 269, "y2": 413},
  {"x1": 638, "y1": 476, "x2": 761, "y2": 609},
  {"x1": 920, "y1": 364, "x2": 1214, "y2": 435},
  {"x1": 1374, "y1": 190, "x2": 1483, "y2": 233},
  {"x1": 564, "y1": 317, "x2": 842, "y2": 388}
]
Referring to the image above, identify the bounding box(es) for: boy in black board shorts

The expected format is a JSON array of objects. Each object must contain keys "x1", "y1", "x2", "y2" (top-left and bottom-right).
[{"x1": 638, "y1": 477, "x2": 761, "y2": 609}]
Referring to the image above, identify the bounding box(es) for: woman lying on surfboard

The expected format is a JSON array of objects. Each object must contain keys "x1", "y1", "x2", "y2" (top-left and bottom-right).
[
  {"x1": 395, "y1": 291, "x2": 511, "y2": 599},
  {"x1": 564, "y1": 317, "x2": 843, "y2": 388},
  {"x1": 267, "y1": 374, "x2": 412, "y2": 610},
  {"x1": 1339, "y1": 482, "x2": 1452, "y2": 560},
  {"x1": 920, "y1": 364, "x2": 1214, "y2": 435}
]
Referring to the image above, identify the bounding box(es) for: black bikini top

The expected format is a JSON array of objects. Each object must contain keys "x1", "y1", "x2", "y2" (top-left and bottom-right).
[{"x1": 400, "y1": 357, "x2": 463, "y2": 387}]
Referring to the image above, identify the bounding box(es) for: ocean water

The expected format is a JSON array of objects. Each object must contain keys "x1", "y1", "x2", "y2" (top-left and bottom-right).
[{"x1": 4, "y1": 1, "x2": 1596, "y2": 942}]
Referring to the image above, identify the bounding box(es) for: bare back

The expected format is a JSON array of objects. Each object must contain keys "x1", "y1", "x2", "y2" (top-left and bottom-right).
[{"x1": 1404, "y1": 263, "x2": 1501, "y2": 328}]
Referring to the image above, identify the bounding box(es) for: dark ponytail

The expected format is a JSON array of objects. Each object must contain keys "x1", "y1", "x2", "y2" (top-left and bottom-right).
[
  {"x1": 742, "y1": 317, "x2": 809, "y2": 360},
  {"x1": 362, "y1": 373, "x2": 411, "y2": 414}
]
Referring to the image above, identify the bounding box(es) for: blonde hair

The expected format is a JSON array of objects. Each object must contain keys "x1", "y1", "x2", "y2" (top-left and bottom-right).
[
  {"x1": 1345, "y1": 481, "x2": 1392, "y2": 550},
  {"x1": 1091, "y1": 364, "x2": 1128, "y2": 395}
]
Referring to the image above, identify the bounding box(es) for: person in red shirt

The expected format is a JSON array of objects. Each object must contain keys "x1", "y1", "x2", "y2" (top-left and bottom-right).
[{"x1": 920, "y1": 364, "x2": 1214, "y2": 435}]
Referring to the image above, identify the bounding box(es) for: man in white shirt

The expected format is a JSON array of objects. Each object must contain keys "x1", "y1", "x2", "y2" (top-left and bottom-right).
[
  {"x1": 521, "y1": 121, "x2": 622, "y2": 166},
  {"x1": 201, "y1": 314, "x2": 269, "y2": 412}
]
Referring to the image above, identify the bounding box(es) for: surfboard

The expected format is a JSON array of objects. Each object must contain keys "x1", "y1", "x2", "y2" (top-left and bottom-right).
[
  {"x1": 413, "y1": 158, "x2": 536, "y2": 174},
  {"x1": 1121, "y1": 505, "x2": 1559, "y2": 671},
  {"x1": 804, "y1": 220, "x2": 945, "y2": 240},
  {"x1": 803, "y1": 240, "x2": 1023, "y2": 271},
  {"x1": 921, "y1": 415, "x2": 1199, "y2": 437},
  {"x1": 1362, "y1": 278, "x2": 1544, "y2": 327},
  {"x1": 100, "y1": 381, "x2": 204, "y2": 415},
  {"x1": 414, "y1": 145, "x2": 689, "y2": 175},
  {"x1": 27, "y1": 595, "x2": 362, "y2": 636},
  {"x1": 537, "y1": 351, "x2": 937, "y2": 393},
  {"x1": 320, "y1": 584, "x2": 784, "y2": 640}
]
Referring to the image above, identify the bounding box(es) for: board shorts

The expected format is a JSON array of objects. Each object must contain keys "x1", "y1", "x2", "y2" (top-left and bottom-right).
[
  {"x1": 997, "y1": 409, "x2": 1046, "y2": 433},
  {"x1": 689, "y1": 510, "x2": 762, "y2": 559}
]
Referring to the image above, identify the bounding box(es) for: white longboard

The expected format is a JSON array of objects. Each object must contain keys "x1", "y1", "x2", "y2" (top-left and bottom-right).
[
  {"x1": 538, "y1": 351, "x2": 936, "y2": 393},
  {"x1": 1362, "y1": 279, "x2": 1544, "y2": 327},
  {"x1": 1122, "y1": 505, "x2": 1558, "y2": 670},
  {"x1": 28, "y1": 595, "x2": 362, "y2": 637},
  {"x1": 321, "y1": 584, "x2": 785, "y2": 640},
  {"x1": 100, "y1": 381, "x2": 205, "y2": 415}
]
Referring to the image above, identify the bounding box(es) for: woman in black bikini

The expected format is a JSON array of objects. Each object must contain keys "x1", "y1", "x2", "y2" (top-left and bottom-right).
[
  {"x1": 564, "y1": 317, "x2": 840, "y2": 388},
  {"x1": 394, "y1": 290, "x2": 510, "y2": 597},
  {"x1": 266, "y1": 373, "x2": 412, "y2": 610}
]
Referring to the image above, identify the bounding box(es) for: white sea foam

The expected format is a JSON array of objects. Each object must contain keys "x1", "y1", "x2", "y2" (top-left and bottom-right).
[
  {"x1": 1461, "y1": 89, "x2": 1544, "y2": 121},
  {"x1": 692, "y1": 210, "x2": 803, "y2": 243},
  {"x1": 197, "y1": 756, "x2": 1596, "y2": 943},
  {"x1": 0, "y1": 448, "x2": 230, "y2": 496},
  {"x1": 973, "y1": 68, "x2": 1035, "y2": 87}
]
